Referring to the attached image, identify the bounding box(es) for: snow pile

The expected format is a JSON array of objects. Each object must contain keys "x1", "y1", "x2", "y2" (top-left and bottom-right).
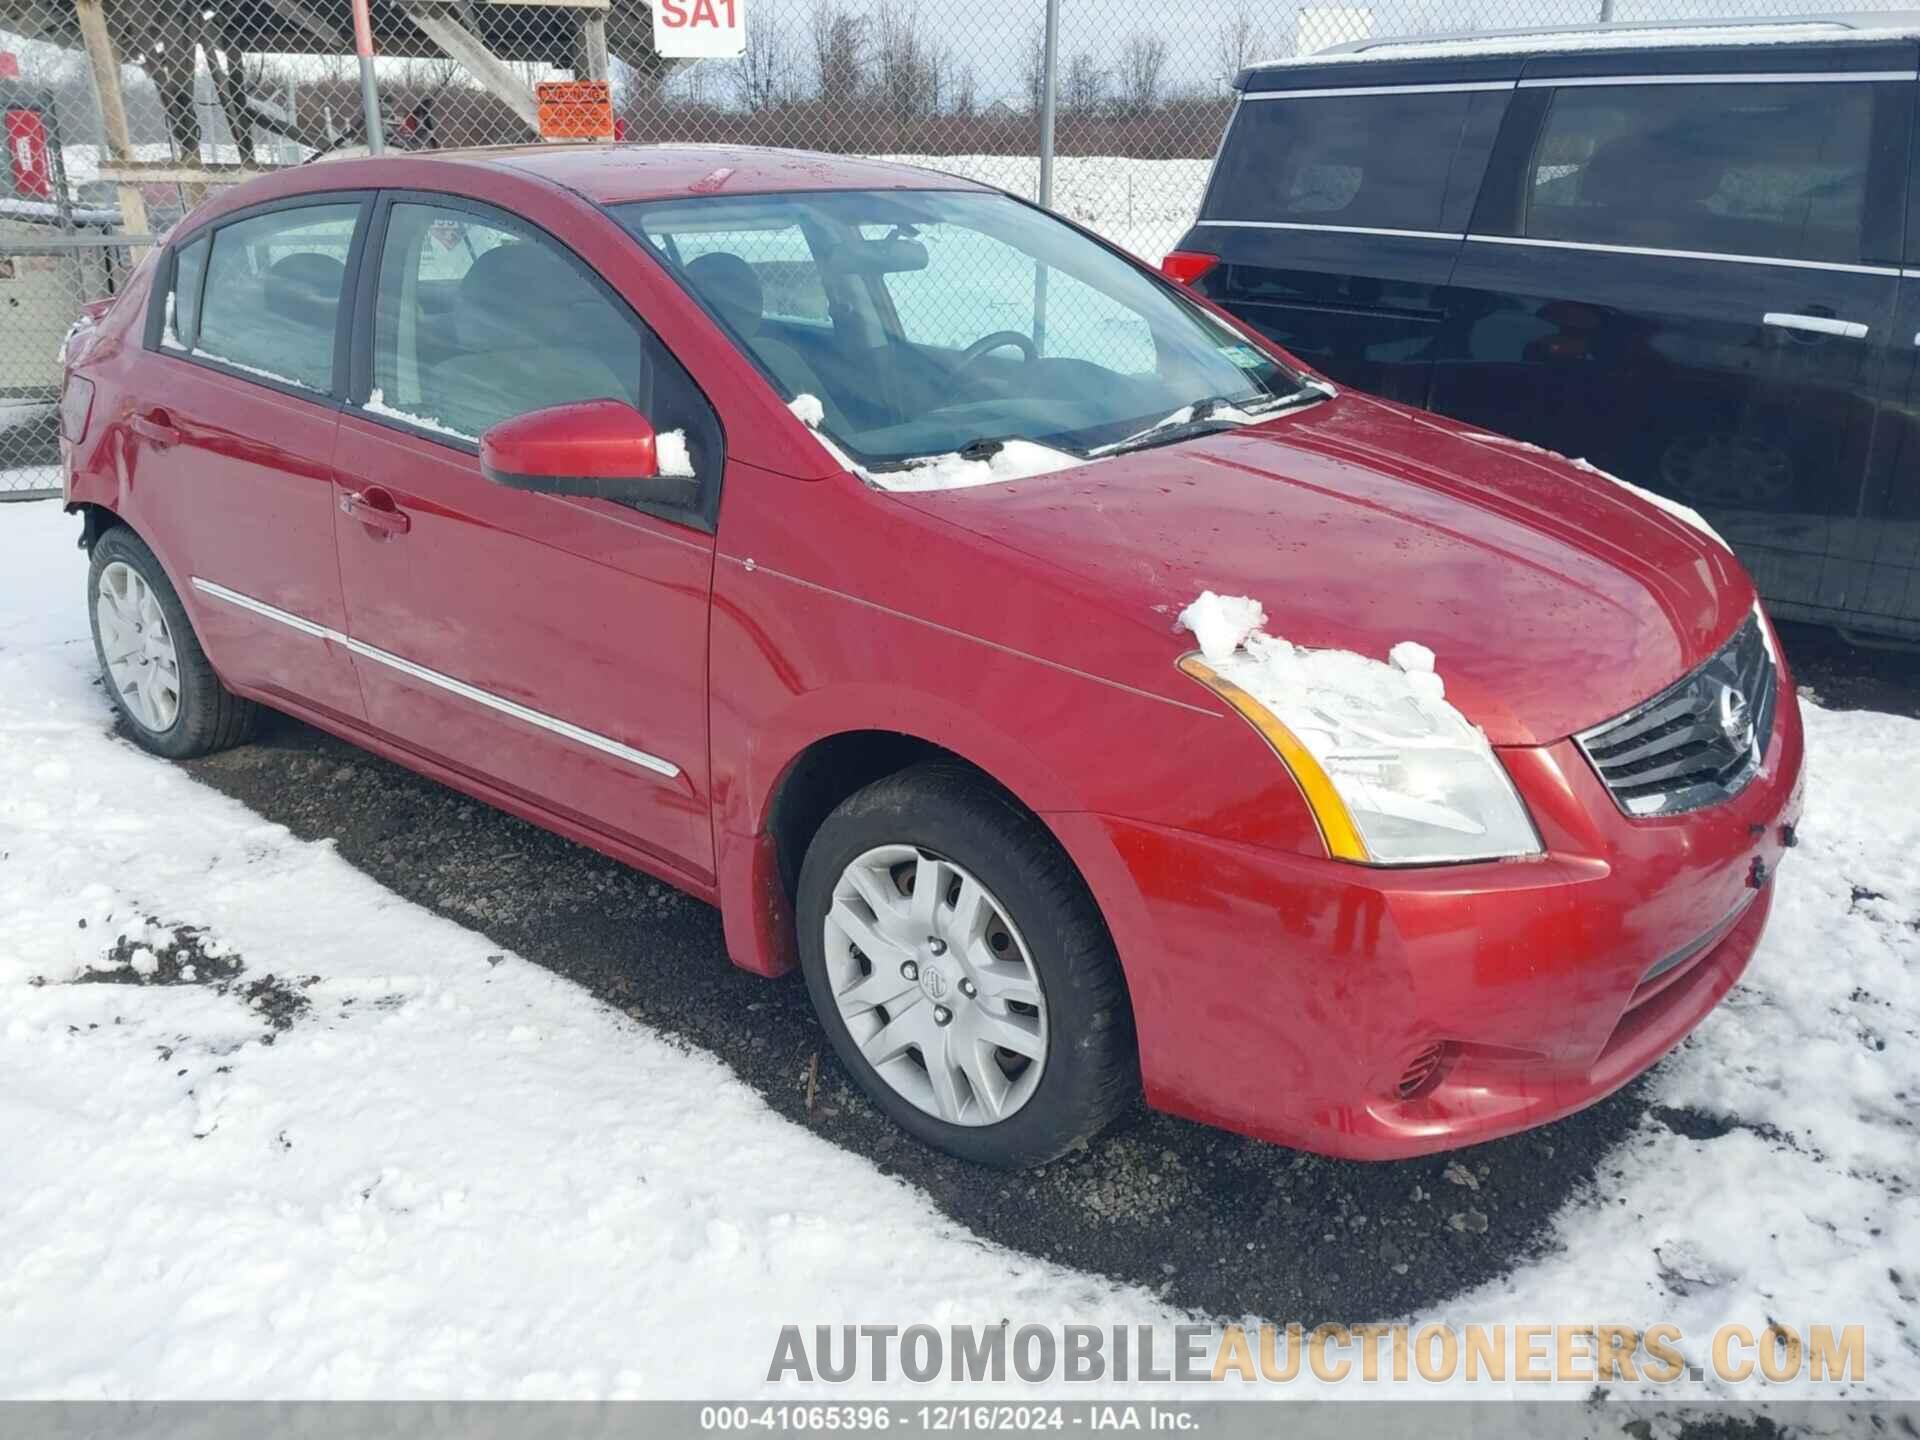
[
  {"x1": 791, "y1": 403, "x2": 1089, "y2": 494},
  {"x1": 1177, "y1": 590, "x2": 1449, "y2": 709},
  {"x1": 656, "y1": 429, "x2": 694, "y2": 478},
  {"x1": 1178, "y1": 590, "x2": 1268, "y2": 664},
  {"x1": 872, "y1": 440, "x2": 1085, "y2": 493},
  {"x1": 1465, "y1": 429, "x2": 1731, "y2": 553}
]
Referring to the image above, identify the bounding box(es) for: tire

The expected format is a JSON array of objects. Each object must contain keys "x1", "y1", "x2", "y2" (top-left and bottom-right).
[
  {"x1": 797, "y1": 762, "x2": 1138, "y2": 1168},
  {"x1": 87, "y1": 525, "x2": 258, "y2": 759}
]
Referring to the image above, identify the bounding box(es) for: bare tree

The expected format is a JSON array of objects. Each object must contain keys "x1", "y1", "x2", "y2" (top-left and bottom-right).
[
  {"x1": 951, "y1": 63, "x2": 977, "y2": 117},
  {"x1": 873, "y1": 1, "x2": 923, "y2": 117},
  {"x1": 733, "y1": 0, "x2": 794, "y2": 111},
  {"x1": 810, "y1": 0, "x2": 867, "y2": 102},
  {"x1": 1115, "y1": 33, "x2": 1167, "y2": 116},
  {"x1": 1021, "y1": 20, "x2": 1046, "y2": 115},
  {"x1": 1215, "y1": 7, "x2": 1259, "y2": 90},
  {"x1": 1062, "y1": 50, "x2": 1104, "y2": 118}
]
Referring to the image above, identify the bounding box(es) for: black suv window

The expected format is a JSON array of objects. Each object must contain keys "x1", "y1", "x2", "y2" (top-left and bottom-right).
[
  {"x1": 1203, "y1": 90, "x2": 1479, "y2": 233},
  {"x1": 1524, "y1": 81, "x2": 1876, "y2": 264}
]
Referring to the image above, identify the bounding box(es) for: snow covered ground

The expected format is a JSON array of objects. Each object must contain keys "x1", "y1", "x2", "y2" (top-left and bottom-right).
[{"x1": 2, "y1": 495, "x2": 1916, "y2": 1403}]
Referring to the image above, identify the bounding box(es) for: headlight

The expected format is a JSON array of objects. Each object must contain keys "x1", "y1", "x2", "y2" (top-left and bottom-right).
[{"x1": 1178, "y1": 645, "x2": 1542, "y2": 866}]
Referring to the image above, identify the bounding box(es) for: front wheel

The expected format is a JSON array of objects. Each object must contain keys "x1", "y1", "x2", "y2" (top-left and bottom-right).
[
  {"x1": 796, "y1": 763, "x2": 1137, "y2": 1168},
  {"x1": 87, "y1": 525, "x2": 258, "y2": 758}
]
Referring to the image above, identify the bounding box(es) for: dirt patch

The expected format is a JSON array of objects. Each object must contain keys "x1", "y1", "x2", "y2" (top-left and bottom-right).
[
  {"x1": 54, "y1": 920, "x2": 311, "y2": 1035},
  {"x1": 68, "y1": 922, "x2": 245, "y2": 988}
]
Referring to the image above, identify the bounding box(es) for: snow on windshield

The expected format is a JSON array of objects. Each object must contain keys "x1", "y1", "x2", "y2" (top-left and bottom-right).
[{"x1": 788, "y1": 393, "x2": 1087, "y2": 492}]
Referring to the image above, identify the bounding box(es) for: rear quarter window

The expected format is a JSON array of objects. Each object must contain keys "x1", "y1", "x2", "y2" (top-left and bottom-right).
[
  {"x1": 1202, "y1": 90, "x2": 1484, "y2": 233},
  {"x1": 1521, "y1": 81, "x2": 1879, "y2": 264}
]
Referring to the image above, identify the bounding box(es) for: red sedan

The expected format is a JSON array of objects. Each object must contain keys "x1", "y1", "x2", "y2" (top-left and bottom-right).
[{"x1": 57, "y1": 145, "x2": 1804, "y2": 1167}]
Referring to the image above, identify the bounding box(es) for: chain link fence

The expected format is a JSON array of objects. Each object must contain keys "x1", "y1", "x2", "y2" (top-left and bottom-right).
[{"x1": 4, "y1": 0, "x2": 1909, "y2": 493}]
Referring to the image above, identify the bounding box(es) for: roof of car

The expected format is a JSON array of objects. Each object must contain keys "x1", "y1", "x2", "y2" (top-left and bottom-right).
[
  {"x1": 408, "y1": 144, "x2": 995, "y2": 205},
  {"x1": 1237, "y1": 11, "x2": 1920, "y2": 90}
]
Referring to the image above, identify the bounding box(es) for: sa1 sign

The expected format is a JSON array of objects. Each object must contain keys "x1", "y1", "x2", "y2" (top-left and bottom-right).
[{"x1": 652, "y1": 0, "x2": 745, "y2": 58}]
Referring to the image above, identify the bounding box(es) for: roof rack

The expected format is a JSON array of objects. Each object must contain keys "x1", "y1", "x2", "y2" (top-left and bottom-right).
[{"x1": 1311, "y1": 11, "x2": 1918, "y2": 58}]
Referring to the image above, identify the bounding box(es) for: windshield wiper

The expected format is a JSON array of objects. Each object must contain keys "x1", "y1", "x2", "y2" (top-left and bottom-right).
[
  {"x1": 957, "y1": 436, "x2": 1009, "y2": 462},
  {"x1": 1095, "y1": 382, "x2": 1330, "y2": 460},
  {"x1": 1094, "y1": 397, "x2": 1249, "y2": 458}
]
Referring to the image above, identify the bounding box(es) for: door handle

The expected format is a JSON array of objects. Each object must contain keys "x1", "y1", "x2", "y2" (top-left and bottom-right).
[
  {"x1": 339, "y1": 487, "x2": 411, "y2": 536},
  {"x1": 1763, "y1": 312, "x2": 1869, "y2": 340},
  {"x1": 131, "y1": 409, "x2": 181, "y2": 447}
]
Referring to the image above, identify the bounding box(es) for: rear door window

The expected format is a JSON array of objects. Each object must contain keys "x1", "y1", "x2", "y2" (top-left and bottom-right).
[
  {"x1": 1203, "y1": 90, "x2": 1481, "y2": 233},
  {"x1": 1522, "y1": 81, "x2": 1877, "y2": 263},
  {"x1": 157, "y1": 233, "x2": 210, "y2": 352},
  {"x1": 196, "y1": 203, "x2": 359, "y2": 391}
]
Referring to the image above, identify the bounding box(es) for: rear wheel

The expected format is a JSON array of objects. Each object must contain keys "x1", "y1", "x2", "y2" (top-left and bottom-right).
[
  {"x1": 796, "y1": 762, "x2": 1137, "y2": 1167},
  {"x1": 88, "y1": 526, "x2": 258, "y2": 758}
]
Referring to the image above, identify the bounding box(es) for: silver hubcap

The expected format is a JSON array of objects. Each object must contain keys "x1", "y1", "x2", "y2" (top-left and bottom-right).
[
  {"x1": 824, "y1": 845, "x2": 1048, "y2": 1127},
  {"x1": 96, "y1": 560, "x2": 181, "y2": 732}
]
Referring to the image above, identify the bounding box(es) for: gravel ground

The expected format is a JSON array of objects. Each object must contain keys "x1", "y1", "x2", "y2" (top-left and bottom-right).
[{"x1": 164, "y1": 625, "x2": 1904, "y2": 1328}]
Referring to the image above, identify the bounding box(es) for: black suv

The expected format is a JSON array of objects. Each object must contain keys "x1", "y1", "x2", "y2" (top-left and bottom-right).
[{"x1": 1167, "y1": 16, "x2": 1920, "y2": 642}]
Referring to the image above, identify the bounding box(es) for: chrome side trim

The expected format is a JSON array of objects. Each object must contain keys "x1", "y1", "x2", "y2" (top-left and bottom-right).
[
  {"x1": 1464, "y1": 232, "x2": 1902, "y2": 276},
  {"x1": 1196, "y1": 218, "x2": 1468, "y2": 242},
  {"x1": 189, "y1": 577, "x2": 682, "y2": 779},
  {"x1": 1518, "y1": 69, "x2": 1918, "y2": 89},
  {"x1": 1243, "y1": 80, "x2": 1516, "y2": 99},
  {"x1": 191, "y1": 579, "x2": 337, "y2": 641}
]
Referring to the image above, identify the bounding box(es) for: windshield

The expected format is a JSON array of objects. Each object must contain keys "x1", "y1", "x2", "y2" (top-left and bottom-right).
[{"x1": 613, "y1": 190, "x2": 1313, "y2": 475}]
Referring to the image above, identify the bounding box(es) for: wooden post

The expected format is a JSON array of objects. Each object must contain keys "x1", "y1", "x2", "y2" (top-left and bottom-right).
[{"x1": 72, "y1": 0, "x2": 149, "y2": 245}]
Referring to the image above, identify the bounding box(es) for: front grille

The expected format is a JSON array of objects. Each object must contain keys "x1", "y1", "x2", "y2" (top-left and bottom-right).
[{"x1": 1577, "y1": 613, "x2": 1777, "y2": 818}]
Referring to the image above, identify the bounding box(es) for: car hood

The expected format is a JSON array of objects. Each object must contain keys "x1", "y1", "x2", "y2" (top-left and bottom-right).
[{"x1": 887, "y1": 393, "x2": 1754, "y2": 747}]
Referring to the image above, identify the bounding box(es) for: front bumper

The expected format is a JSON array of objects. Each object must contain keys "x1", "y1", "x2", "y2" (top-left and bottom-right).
[{"x1": 1050, "y1": 678, "x2": 1806, "y2": 1160}]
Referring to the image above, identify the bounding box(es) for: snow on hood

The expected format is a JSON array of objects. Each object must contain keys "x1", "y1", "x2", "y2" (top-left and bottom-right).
[
  {"x1": 1174, "y1": 591, "x2": 1547, "y2": 860},
  {"x1": 1178, "y1": 590, "x2": 1450, "y2": 711}
]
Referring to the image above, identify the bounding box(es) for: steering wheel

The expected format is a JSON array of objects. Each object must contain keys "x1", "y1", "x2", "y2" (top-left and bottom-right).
[{"x1": 954, "y1": 330, "x2": 1038, "y2": 378}]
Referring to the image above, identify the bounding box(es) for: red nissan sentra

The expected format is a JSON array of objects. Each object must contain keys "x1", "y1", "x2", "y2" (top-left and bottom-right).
[{"x1": 57, "y1": 145, "x2": 1804, "y2": 1168}]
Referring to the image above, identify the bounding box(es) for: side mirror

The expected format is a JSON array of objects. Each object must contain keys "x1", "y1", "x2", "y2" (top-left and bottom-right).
[{"x1": 479, "y1": 399, "x2": 696, "y2": 504}]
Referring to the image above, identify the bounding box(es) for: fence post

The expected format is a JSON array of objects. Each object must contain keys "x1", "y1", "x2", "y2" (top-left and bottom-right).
[
  {"x1": 1037, "y1": 0, "x2": 1061, "y2": 209},
  {"x1": 352, "y1": 0, "x2": 386, "y2": 153},
  {"x1": 1034, "y1": 0, "x2": 1062, "y2": 350}
]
